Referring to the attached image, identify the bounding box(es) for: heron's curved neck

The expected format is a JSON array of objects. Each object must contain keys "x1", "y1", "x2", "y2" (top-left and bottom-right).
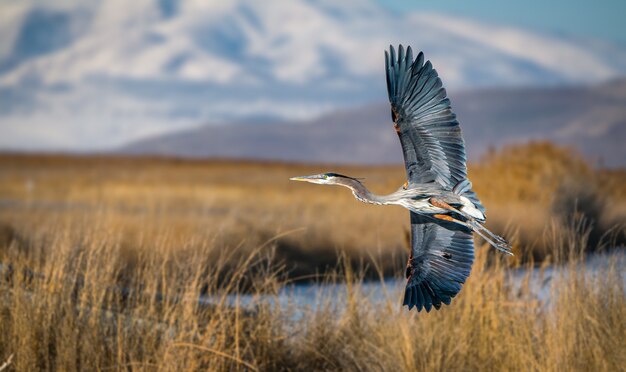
[{"x1": 337, "y1": 178, "x2": 387, "y2": 205}]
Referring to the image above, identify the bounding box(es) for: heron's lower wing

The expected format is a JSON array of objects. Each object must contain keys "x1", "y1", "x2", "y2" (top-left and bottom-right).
[{"x1": 403, "y1": 213, "x2": 474, "y2": 311}]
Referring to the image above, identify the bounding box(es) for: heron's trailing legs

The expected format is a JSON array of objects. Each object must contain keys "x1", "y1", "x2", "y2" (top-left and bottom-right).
[
  {"x1": 430, "y1": 198, "x2": 513, "y2": 255},
  {"x1": 434, "y1": 214, "x2": 513, "y2": 255}
]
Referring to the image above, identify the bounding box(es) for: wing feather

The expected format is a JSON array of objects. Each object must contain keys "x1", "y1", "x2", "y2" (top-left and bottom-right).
[
  {"x1": 385, "y1": 45, "x2": 468, "y2": 190},
  {"x1": 403, "y1": 213, "x2": 474, "y2": 312}
]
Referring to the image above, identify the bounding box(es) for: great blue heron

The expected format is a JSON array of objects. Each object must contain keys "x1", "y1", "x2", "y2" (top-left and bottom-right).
[{"x1": 290, "y1": 45, "x2": 512, "y2": 312}]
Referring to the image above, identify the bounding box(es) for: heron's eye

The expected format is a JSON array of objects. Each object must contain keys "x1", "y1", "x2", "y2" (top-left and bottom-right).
[{"x1": 322, "y1": 174, "x2": 329, "y2": 179}]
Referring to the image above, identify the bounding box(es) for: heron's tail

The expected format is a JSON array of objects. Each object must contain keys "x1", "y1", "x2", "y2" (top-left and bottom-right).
[
  {"x1": 450, "y1": 180, "x2": 509, "y2": 252},
  {"x1": 447, "y1": 198, "x2": 512, "y2": 255},
  {"x1": 452, "y1": 179, "x2": 486, "y2": 218}
]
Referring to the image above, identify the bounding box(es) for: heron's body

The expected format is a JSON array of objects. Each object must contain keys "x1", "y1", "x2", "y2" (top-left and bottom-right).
[
  {"x1": 337, "y1": 178, "x2": 485, "y2": 220},
  {"x1": 291, "y1": 45, "x2": 511, "y2": 312}
]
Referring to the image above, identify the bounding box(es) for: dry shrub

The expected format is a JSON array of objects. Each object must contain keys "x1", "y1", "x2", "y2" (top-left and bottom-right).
[{"x1": 472, "y1": 142, "x2": 625, "y2": 261}]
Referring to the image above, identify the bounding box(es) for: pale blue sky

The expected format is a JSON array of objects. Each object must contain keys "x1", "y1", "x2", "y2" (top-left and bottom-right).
[{"x1": 377, "y1": 0, "x2": 626, "y2": 44}]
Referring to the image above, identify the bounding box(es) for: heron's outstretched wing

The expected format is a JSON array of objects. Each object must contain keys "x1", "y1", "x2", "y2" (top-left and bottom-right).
[
  {"x1": 403, "y1": 213, "x2": 474, "y2": 311},
  {"x1": 385, "y1": 45, "x2": 467, "y2": 190}
]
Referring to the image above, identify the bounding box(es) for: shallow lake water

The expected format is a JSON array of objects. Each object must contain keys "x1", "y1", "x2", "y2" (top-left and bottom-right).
[
  {"x1": 203, "y1": 249, "x2": 626, "y2": 311},
  {"x1": 1, "y1": 249, "x2": 623, "y2": 313}
]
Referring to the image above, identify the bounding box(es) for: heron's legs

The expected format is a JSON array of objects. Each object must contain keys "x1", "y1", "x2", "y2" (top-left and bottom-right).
[
  {"x1": 431, "y1": 195, "x2": 513, "y2": 255},
  {"x1": 432, "y1": 214, "x2": 512, "y2": 255},
  {"x1": 429, "y1": 197, "x2": 508, "y2": 244},
  {"x1": 441, "y1": 213, "x2": 512, "y2": 255}
]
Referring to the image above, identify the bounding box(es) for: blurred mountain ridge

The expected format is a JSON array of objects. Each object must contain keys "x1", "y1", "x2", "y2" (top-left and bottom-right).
[{"x1": 120, "y1": 78, "x2": 626, "y2": 168}]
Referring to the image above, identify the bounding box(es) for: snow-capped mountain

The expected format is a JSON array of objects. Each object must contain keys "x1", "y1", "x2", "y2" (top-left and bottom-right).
[{"x1": 1, "y1": 0, "x2": 626, "y2": 151}]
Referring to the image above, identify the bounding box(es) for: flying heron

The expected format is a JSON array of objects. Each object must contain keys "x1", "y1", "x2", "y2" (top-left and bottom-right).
[{"x1": 290, "y1": 45, "x2": 512, "y2": 312}]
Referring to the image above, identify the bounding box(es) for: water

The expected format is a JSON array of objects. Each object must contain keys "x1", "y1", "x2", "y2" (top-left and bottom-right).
[
  {"x1": 1, "y1": 250, "x2": 623, "y2": 312},
  {"x1": 204, "y1": 250, "x2": 626, "y2": 311}
]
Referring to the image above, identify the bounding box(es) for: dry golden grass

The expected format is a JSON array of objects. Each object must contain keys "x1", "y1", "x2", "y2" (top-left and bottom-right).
[
  {"x1": 0, "y1": 213, "x2": 624, "y2": 371},
  {"x1": 0, "y1": 142, "x2": 623, "y2": 272},
  {"x1": 0, "y1": 142, "x2": 624, "y2": 370},
  {"x1": 0, "y1": 154, "x2": 411, "y2": 280}
]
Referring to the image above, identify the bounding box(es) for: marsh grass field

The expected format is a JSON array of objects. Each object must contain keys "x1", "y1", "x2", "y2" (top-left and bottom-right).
[{"x1": 0, "y1": 142, "x2": 624, "y2": 371}]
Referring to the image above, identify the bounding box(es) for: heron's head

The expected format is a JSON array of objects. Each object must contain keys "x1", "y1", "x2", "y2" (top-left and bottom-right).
[{"x1": 289, "y1": 172, "x2": 358, "y2": 186}]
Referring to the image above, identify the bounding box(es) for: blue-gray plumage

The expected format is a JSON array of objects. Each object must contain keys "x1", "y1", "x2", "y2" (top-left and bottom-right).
[{"x1": 290, "y1": 45, "x2": 512, "y2": 312}]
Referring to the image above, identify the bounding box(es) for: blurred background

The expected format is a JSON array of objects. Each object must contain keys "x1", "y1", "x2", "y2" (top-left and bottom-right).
[
  {"x1": 0, "y1": 1, "x2": 625, "y2": 370},
  {"x1": 0, "y1": 0, "x2": 625, "y2": 166}
]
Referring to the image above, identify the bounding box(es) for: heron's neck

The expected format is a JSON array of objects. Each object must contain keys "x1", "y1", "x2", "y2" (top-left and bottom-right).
[{"x1": 338, "y1": 178, "x2": 388, "y2": 205}]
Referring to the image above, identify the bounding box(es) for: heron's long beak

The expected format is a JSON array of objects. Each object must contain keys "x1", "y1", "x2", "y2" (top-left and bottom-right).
[{"x1": 289, "y1": 175, "x2": 323, "y2": 183}]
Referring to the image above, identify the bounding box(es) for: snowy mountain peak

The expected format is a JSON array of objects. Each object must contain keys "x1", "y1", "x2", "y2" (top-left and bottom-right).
[{"x1": 1, "y1": 0, "x2": 625, "y2": 150}]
